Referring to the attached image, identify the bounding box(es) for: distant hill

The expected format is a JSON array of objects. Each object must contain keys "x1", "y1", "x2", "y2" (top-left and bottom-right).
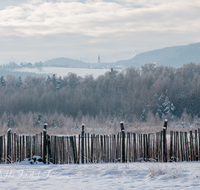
[
  {"x1": 43, "y1": 57, "x2": 90, "y2": 68},
  {"x1": 116, "y1": 42, "x2": 200, "y2": 68},
  {"x1": 39, "y1": 42, "x2": 200, "y2": 69}
]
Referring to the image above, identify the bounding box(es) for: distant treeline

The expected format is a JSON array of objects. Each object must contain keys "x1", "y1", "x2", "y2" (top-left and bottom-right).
[
  {"x1": 0, "y1": 62, "x2": 200, "y2": 122},
  {"x1": 0, "y1": 57, "x2": 90, "y2": 69},
  {"x1": 0, "y1": 68, "x2": 48, "y2": 80}
]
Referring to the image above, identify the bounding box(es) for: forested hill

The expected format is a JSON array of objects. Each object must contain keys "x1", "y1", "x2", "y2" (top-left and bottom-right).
[
  {"x1": 43, "y1": 57, "x2": 90, "y2": 68},
  {"x1": 116, "y1": 42, "x2": 200, "y2": 68},
  {"x1": 1, "y1": 63, "x2": 200, "y2": 123}
]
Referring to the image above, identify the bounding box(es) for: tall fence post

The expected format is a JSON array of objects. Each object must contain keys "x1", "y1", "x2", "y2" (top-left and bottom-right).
[
  {"x1": 81, "y1": 124, "x2": 85, "y2": 164},
  {"x1": 120, "y1": 121, "x2": 125, "y2": 163},
  {"x1": 7, "y1": 128, "x2": 12, "y2": 163},
  {"x1": 43, "y1": 123, "x2": 48, "y2": 164},
  {"x1": 198, "y1": 128, "x2": 200, "y2": 161},
  {"x1": 0, "y1": 136, "x2": 3, "y2": 163},
  {"x1": 47, "y1": 134, "x2": 52, "y2": 164},
  {"x1": 195, "y1": 129, "x2": 198, "y2": 161},
  {"x1": 170, "y1": 131, "x2": 173, "y2": 161},
  {"x1": 163, "y1": 119, "x2": 168, "y2": 162}
]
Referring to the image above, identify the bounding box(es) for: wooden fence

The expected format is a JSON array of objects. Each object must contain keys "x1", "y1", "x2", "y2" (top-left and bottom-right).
[{"x1": 1, "y1": 120, "x2": 200, "y2": 164}]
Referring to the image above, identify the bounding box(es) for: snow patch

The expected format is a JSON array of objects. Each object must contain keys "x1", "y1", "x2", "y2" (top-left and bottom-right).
[{"x1": 7, "y1": 128, "x2": 12, "y2": 132}]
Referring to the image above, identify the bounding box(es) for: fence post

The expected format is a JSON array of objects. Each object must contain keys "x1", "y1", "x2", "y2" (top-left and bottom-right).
[
  {"x1": 70, "y1": 136, "x2": 76, "y2": 164},
  {"x1": 7, "y1": 128, "x2": 12, "y2": 163},
  {"x1": 43, "y1": 123, "x2": 48, "y2": 164},
  {"x1": 189, "y1": 130, "x2": 194, "y2": 161},
  {"x1": 163, "y1": 119, "x2": 168, "y2": 162},
  {"x1": 170, "y1": 131, "x2": 173, "y2": 161},
  {"x1": 47, "y1": 134, "x2": 52, "y2": 164},
  {"x1": 198, "y1": 128, "x2": 200, "y2": 161},
  {"x1": 73, "y1": 135, "x2": 78, "y2": 164},
  {"x1": 0, "y1": 136, "x2": 2, "y2": 163},
  {"x1": 81, "y1": 124, "x2": 85, "y2": 164},
  {"x1": 195, "y1": 129, "x2": 198, "y2": 161},
  {"x1": 120, "y1": 121, "x2": 125, "y2": 163},
  {"x1": 85, "y1": 133, "x2": 87, "y2": 163}
]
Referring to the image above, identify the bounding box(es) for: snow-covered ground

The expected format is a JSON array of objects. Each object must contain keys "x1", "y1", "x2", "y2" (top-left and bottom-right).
[
  {"x1": 1, "y1": 161, "x2": 200, "y2": 189},
  {"x1": 13, "y1": 67, "x2": 111, "y2": 78}
]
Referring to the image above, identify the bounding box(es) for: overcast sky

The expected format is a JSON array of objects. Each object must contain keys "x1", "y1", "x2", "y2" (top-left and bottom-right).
[{"x1": 0, "y1": 0, "x2": 200, "y2": 64}]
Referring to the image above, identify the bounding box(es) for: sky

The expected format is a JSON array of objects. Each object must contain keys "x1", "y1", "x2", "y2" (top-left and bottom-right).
[{"x1": 0, "y1": 0, "x2": 200, "y2": 64}]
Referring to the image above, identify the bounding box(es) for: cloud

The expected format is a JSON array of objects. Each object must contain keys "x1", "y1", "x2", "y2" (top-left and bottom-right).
[
  {"x1": 0, "y1": 0, "x2": 200, "y2": 37},
  {"x1": 0, "y1": 0, "x2": 200, "y2": 64}
]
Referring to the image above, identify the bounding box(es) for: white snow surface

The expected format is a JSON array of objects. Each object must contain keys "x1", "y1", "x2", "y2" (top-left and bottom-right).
[
  {"x1": 13, "y1": 67, "x2": 111, "y2": 78},
  {"x1": 0, "y1": 161, "x2": 200, "y2": 189}
]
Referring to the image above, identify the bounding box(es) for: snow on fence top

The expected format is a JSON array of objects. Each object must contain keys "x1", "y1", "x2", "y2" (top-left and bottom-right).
[{"x1": 7, "y1": 128, "x2": 12, "y2": 133}]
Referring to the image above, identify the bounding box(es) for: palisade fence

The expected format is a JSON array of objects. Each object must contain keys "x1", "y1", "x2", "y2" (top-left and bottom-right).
[{"x1": 1, "y1": 120, "x2": 200, "y2": 164}]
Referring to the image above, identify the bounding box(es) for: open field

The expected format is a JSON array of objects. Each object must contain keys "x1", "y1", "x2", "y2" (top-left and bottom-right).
[
  {"x1": 0, "y1": 162, "x2": 200, "y2": 189},
  {"x1": 13, "y1": 67, "x2": 111, "y2": 78}
]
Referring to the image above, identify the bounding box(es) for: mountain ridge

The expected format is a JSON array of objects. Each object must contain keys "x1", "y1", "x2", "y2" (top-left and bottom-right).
[{"x1": 117, "y1": 42, "x2": 200, "y2": 68}]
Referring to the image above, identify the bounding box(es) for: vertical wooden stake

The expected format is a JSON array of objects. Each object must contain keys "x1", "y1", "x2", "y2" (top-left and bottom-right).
[
  {"x1": 185, "y1": 132, "x2": 188, "y2": 161},
  {"x1": 143, "y1": 134, "x2": 145, "y2": 161},
  {"x1": 17, "y1": 135, "x2": 19, "y2": 162},
  {"x1": 106, "y1": 135, "x2": 109, "y2": 163},
  {"x1": 35, "y1": 134, "x2": 38, "y2": 156},
  {"x1": 116, "y1": 133, "x2": 119, "y2": 161},
  {"x1": 48, "y1": 134, "x2": 52, "y2": 164},
  {"x1": 139, "y1": 134, "x2": 142, "y2": 160},
  {"x1": 145, "y1": 134, "x2": 148, "y2": 161},
  {"x1": 133, "y1": 133, "x2": 136, "y2": 162},
  {"x1": 189, "y1": 130, "x2": 194, "y2": 161},
  {"x1": 180, "y1": 131, "x2": 183, "y2": 161},
  {"x1": 26, "y1": 136, "x2": 29, "y2": 159},
  {"x1": 0, "y1": 136, "x2": 3, "y2": 163},
  {"x1": 195, "y1": 129, "x2": 198, "y2": 161},
  {"x1": 66, "y1": 136, "x2": 69, "y2": 164},
  {"x1": 88, "y1": 133, "x2": 90, "y2": 163},
  {"x1": 163, "y1": 119, "x2": 168, "y2": 162},
  {"x1": 91, "y1": 134, "x2": 94, "y2": 163},
  {"x1": 32, "y1": 135, "x2": 35, "y2": 157},
  {"x1": 14, "y1": 133, "x2": 17, "y2": 162},
  {"x1": 128, "y1": 133, "x2": 131, "y2": 162},
  {"x1": 156, "y1": 132, "x2": 159, "y2": 162},
  {"x1": 85, "y1": 133, "x2": 87, "y2": 163},
  {"x1": 22, "y1": 135, "x2": 25, "y2": 161},
  {"x1": 100, "y1": 135, "x2": 103, "y2": 162},
  {"x1": 43, "y1": 123, "x2": 48, "y2": 164},
  {"x1": 81, "y1": 124, "x2": 85, "y2": 164},
  {"x1": 176, "y1": 131, "x2": 180, "y2": 161},
  {"x1": 78, "y1": 134, "x2": 80, "y2": 164},
  {"x1": 198, "y1": 128, "x2": 200, "y2": 161},
  {"x1": 147, "y1": 133, "x2": 150, "y2": 160},
  {"x1": 74, "y1": 135, "x2": 78, "y2": 164},
  {"x1": 170, "y1": 131, "x2": 173, "y2": 161},
  {"x1": 12, "y1": 133, "x2": 14, "y2": 163},
  {"x1": 120, "y1": 121, "x2": 125, "y2": 163},
  {"x1": 70, "y1": 136, "x2": 76, "y2": 164},
  {"x1": 7, "y1": 129, "x2": 12, "y2": 163},
  {"x1": 40, "y1": 132, "x2": 43, "y2": 158}
]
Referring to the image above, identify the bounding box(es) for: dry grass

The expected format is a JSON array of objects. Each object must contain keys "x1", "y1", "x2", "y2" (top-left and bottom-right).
[
  {"x1": 0, "y1": 112, "x2": 199, "y2": 135},
  {"x1": 148, "y1": 163, "x2": 183, "y2": 178}
]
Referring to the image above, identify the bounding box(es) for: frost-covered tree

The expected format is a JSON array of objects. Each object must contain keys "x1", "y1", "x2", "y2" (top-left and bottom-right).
[{"x1": 1, "y1": 76, "x2": 6, "y2": 87}]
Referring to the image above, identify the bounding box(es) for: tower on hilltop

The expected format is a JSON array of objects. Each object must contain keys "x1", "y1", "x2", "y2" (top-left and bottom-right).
[{"x1": 97, "y1": 55, "x2": 101, "y2": 64}]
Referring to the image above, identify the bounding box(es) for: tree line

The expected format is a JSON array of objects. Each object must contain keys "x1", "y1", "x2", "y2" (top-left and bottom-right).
[{"x1": 0, "y1": 62, "x2": 200, "y2": 126}]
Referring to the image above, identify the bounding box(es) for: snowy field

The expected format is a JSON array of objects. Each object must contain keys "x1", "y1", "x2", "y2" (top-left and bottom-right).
[
  {"x1": 1, "y1": 162, "x2": 200, "y2": 189},
  {"x1": 13, "y1": 67, "x2": 111, "y2": 78}
]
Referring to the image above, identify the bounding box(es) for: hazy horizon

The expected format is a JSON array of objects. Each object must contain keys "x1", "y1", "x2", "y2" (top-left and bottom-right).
[{"x1": 0, "y1": 0, "x2": 200, "y2": 64}]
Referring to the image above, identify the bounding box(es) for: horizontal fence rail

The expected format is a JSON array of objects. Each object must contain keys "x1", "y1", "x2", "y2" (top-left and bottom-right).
[{"x1": 1, "y1": 121, "x2": 200, "y2": 164}]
